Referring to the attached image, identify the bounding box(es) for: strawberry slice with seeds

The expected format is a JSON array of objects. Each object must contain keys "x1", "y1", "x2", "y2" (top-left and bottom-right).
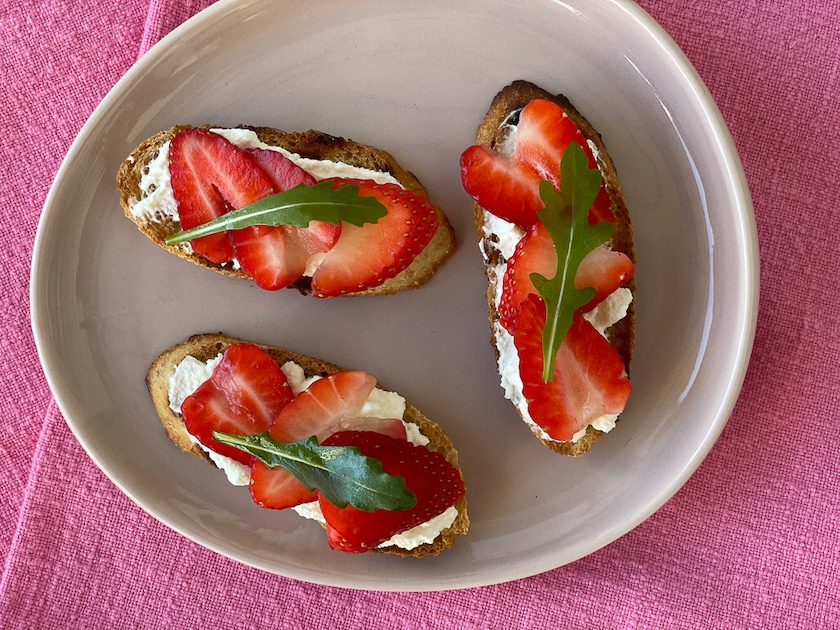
[
  {"x1": 499, "y1": 222, "x2": 634, "y2": 332},
  {"x1": 180, "y1": 343, "x2": 294, "y2": 465},
  {"x1": 460, "y1": 144, "x2": 545, "y2": 229},
  {"x1": 512, "y1": 295, "x2": 631, "y2": 442},
  {"x1": 309, "y1": 179, "x2": 439, "y2": 297},
  {"x1": 229, "y1": 148, "x2": 340, "y2": 290},
  {"x1": 169, "y1": 128, "x2": 276, "y2": 263},
  {"x1": 318, "y1": 430, "x2": 465, "y2": 553},
  {"x1": 250, "y1": 371, "x2": 408, "y2": 510},
  {"x1": 498, "y1": 222, "x2": 555, "y2": 332}
]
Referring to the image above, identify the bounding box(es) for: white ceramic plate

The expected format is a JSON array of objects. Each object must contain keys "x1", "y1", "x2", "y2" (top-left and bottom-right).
[{"x1": 31, "y1": 0, "x2": 757, "y2": 590}]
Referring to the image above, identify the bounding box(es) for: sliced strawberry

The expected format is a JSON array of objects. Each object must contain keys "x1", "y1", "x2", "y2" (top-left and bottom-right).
[
  {"x1": 318, "y1": 430, "x2": 465, "y2": 553},
  {"x1": 250, "y1": 371, "x2": 408, "y2": 510},
  {"x1": 250, "y1": 414, "x2": 409, "y2": 510},
  {"x1": 246, "y1": 148, "x2": 317, "y2": 190},
  {"x1": 228, "y1": 148, "x2": 339, "y2": 290},
  {"x1": 460, "y1": 144, "x2": 545, "y2": 228},
  {"x1": 180, "y1": 343, "x2": 294, "y2": 465},
  {"x1": 575, "y1": 245, "x2": 634, "y2": 310},
  {"x1": 589, "y1": 186, "x2": 614, "y2": 225},
  {"x1": 268, "y1": 371, "x2": 377, "y2": 443},
  {"x1": 498, "y1": 222, "x2": 555, "y2": 332},
  {"x1": 250, "y1": 461, "x2": 318, "y2": 509},
  {"x1": 460, "y1": 99, "x2": 616, "y2": 228},
  {"x1": 515, "y1": 99, "x2": 597, "y2": 182},
  {"x1": 512, "y1": 295, "x2": 631, "y2": 442},
  {"x1": 515, "y1": 99, "x2": 613, "y2": 225},
  {"x1": 309, "y1": 179, "x2": 439, "y2": 297},
  {"x1": 169, "y1": 128, "x2": 275, "y2": 264},
  {"x1": 242, "y1": 149, "x2": 316, "y2": 239},
  {"x1": 499, "y1": 223, "x2": 634, "y2": 331},
  {"x1": 230, "y1": 224, "x2": 337, "y2": 291}
]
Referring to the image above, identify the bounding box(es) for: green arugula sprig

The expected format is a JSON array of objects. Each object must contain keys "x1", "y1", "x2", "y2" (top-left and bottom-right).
[
  {"x1": 212, "y1": 431, "x2": 416, "y2": 512},
  {"x1": 530, "y1": 142, "x2": 614, "y2": 382},
  {"x1": 164, "y1": 181, "x2": 386, "y2": 246}
]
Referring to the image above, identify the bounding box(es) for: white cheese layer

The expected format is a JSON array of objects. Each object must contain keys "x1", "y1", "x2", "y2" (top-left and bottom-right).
[{"x1": 167, "y1": 354, "x2": 455, "y2": 550}]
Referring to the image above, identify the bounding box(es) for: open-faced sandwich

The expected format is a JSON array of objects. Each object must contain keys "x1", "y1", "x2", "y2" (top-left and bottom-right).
[
  {"x1": 147, "y1": 333, "x2": 468, "y2": 555},
  {"x1": 460, "y1": 80, "x2": 635, "y2": 455},
  {"x1": 118, "y1": 126, "x2": 456, "y2": 297}
]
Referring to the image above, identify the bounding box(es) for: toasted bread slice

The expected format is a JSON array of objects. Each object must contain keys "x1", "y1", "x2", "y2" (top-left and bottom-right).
[
  {"x1": 146, "y1": 332, "x2": 468, "y2": 557},
  {"x1": 118, "y1": 126, "x2": 456, "y2": 296},
  {"x1": 472, "y1": 80, "x2": 635, "y2": 456}
]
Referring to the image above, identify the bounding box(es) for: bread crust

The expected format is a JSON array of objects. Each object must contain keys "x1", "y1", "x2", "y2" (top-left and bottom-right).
[
  {"x1": 146, "y1": 332, "x2": 468, "y2": 557},
  {"x1": 117, "y1": 126, "x2": 456, "y2": 296},
  {"x1": 473, "y1": 80, "x2": 636, "y2": 456}
]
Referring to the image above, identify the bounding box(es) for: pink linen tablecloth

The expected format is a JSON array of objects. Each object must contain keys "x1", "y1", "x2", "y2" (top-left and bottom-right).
[{"x1": 2, "y1": 0, "x2": 838, "y2": 627}]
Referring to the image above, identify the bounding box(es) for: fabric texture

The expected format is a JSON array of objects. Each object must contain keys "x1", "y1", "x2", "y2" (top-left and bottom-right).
[{"x1": 2, "y1": 0, "x2": 838, "y2": 627}]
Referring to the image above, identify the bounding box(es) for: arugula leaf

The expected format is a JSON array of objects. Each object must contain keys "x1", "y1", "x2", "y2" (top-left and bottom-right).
[
  {"x1": 212, "y1": 431, "x2": 416, "y2": 512},
  {"x1": 164, "y1": 181, "x2": 386, "y2": 245},
  {"x1": 529, "y1": 142, "x2": 614, "y2": 382}
]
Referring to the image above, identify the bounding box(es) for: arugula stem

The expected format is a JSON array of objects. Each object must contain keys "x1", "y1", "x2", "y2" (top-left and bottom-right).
[
  {"x1": 542, "y1": 216, "x2": 577, "y2": 382},
  {"x1": 213, "y1": 431, "x2": 332, "y2": 472}
]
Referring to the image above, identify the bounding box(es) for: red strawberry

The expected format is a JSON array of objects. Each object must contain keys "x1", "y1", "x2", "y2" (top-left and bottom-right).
[
  {"x1": 229, "y1": 223, "x2": 338, "y2": 291},
  {"x1": 460, "y1": 99, "x2": 615, "y2": 228},
  {"x1": 180, "y1": 343, "x2": 294, "y2": 465},
  {"x1": 318, "y1": 430, "x2": 465, "y2": 553},
  {"x1": 246, "y1": 148, "x2": 317, "y2": 190},
  {"x1": 268, "y1": 371, "x2": 376, "y2": 443},
  {"x1": 169, "y1": 128, "x2": 276, "y2": 264},
  {"x1": 512, "y1": 295, "x2": 631, "y2": 442},
  {"x1": 515, "y1": 99, "x2": 597, "y2": 184},
  {"x1": 575, "y1": 245, "x2": 634, "y2": 310},
  {"x1": 309, "y1": 179, "x2": 439, "y2": 297},
  {"x1": 250, "y1": 371, "x2": 408, "y2": 510},
  {"x1": 498, "y1": 222, "x2": 555, "y2": 332},
  {"x1": 515, "y1": 99, "x2": 614, "y2": 225},
  {"x1": 589, "y1": 186, "x2": 615, "y2": 225},
  {"x1": 250, "y1": 460, "x2": 318, "y2": 509},
  {"x1": 229, "y1": 148, "x2": 340, "y2": 290},
  {"x1": 498, "y1": 223, "x2": 634, "y2": 332},
  {"x1": 460, "y1": 144, "x2": 544, "y2": 228},
  {"x1": 243, "y1": 149, "x2": 316, "y2": 240}
]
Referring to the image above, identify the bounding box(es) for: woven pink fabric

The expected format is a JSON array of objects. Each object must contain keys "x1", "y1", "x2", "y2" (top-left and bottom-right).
[{"x1": 2, "y1": 0, "x2": 839, "y2": 626}]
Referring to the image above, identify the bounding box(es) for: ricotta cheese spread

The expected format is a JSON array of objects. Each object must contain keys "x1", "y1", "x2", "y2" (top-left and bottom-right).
[
  {"x1": 167, "y1": 353, "x2": 455, "y2": 550},
  {"x1": 482, "y1": 120, "x2": 633, "y2": 444}
]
